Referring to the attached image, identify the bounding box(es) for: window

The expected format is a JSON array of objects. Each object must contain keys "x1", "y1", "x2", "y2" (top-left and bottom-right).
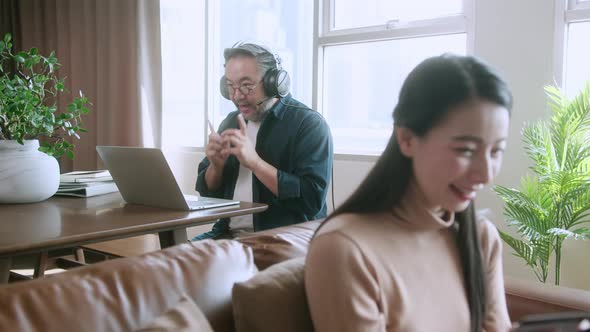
[
  {"x1": 332, "y1": 0, "x2": 462, "y2": 30},
  {"x1": 562, "y1": 0, "x2": 590, "y2": 97},
  {"x1": 160, "y1": 0, "x2": 471, "y2": 154},
  {"x1": 212, "y1": 0, "x2": 314, "y2": 128},
  {"x1": 160, "y1": 0, "x2": 206, "y2": 148},
  {"x1": 160, "y1": 0, "x2": 313, "y2": 149},
  {"x1": 318, "y1": 0, "x2": 471, "y2": 154},
  {"x1": 322, "y1": 35, "x2": 465, "y2": 154}
]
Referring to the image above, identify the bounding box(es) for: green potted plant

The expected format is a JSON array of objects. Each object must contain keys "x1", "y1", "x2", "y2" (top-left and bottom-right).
[
  {"x1": 494, "y1": 82, "x2": 590, "y2": 285},
  {"x1": 0, "y1": 33, "x2": 91, "y2": 203}
]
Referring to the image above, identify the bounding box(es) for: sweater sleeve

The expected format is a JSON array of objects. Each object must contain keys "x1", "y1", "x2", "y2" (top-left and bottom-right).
[
  {"x1": 305, "y1": 231, "x2": 386, "y2": 332},
  {"x1": 478, "y1": 218, "x2": 512, "y2": 332}
]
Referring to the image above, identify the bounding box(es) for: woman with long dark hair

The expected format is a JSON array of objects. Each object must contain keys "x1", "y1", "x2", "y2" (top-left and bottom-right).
[{"x1": 305, "y1": 54, "x2": 513, "y2": 332}]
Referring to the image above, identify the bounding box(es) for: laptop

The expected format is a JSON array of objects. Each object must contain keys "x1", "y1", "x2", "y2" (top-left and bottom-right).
[{"x1": 96, "y1": 146, "x2": 240, "y2": 211}]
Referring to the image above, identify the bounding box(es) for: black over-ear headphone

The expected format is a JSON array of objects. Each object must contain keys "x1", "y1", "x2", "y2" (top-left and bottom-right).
[{"x1": 220, "y1": 42, "x2": 291, "y2": 100}]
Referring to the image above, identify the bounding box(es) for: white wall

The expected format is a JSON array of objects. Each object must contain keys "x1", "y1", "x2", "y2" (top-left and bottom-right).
[
  {"x1": 167, "y1": 0, "x2": 590, "y2": 291},
  {"x1": 473, "y1": 0, "x2": 590, "y2": 291},
  {"x1": 327, "y1": 156, "x2": 376, "y2": 212},
  {"x1": 163, "y1": 149, "x2": 211, "y2": 238}
]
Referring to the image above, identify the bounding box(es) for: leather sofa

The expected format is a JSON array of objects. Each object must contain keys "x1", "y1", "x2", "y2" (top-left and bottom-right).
[{"x1": 0, "y1": 220, "x2": 588, "y2": 331}]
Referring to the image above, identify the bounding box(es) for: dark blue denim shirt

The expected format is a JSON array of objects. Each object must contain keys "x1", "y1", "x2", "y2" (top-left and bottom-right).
[{"x1": 193, "y1": 95, "x2": 333, "y2": 239}]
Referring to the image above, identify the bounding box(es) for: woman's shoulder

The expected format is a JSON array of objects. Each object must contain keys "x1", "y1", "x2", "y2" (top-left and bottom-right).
[
  {"x1": 307, "y1": 213, "x2": 385, "y2": 272},
  {"x1": 311, "y1": 212, "x2": 394, "y2": 254},
  {"x1": 475, "y1": 211, "x2": 500, "y2": 236},
  {"x1": 316, "y1": 212, "x2": 387, "y2": 236},
  {"x1": 475, "y1": 211, "x2": 504, "y2": 259}
]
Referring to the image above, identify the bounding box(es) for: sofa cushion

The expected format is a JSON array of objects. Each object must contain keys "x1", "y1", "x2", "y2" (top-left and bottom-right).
[
  {"x1": 236, "y1": 220, "x2": 321, "y2": 270},
  {"x1": 232, "y1": 257, "x2": 313, "y2": 332},
  {"x1": 0, "y1": 240, "x2": 257, "y2": 332},
  {"x1": 137, "y1": 295, "x2": 213, "y2": 332}
]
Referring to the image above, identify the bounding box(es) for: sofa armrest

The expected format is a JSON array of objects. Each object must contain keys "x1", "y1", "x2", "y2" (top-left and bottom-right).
[{"x1": 505, "y1": 276, "x2": 590, "y2": 322}]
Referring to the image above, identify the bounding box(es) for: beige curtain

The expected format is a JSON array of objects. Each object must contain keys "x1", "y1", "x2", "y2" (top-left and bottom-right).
[
  {"x1": 15, "y1": 0, "x2": 162, "y2": 172},
  {"x1": 0, "y1": 0, "x2": 21, "y2": 70},
  {"x1": 5, "y1": 0, "x2": 163, "y2": 255}
]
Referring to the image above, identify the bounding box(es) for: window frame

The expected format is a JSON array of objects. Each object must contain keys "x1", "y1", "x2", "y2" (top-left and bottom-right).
[
  {"x1": 313, "y1": 0, "x2": 475, "y2": 156},
  {"x1": 554, "y1": 0, "x2": 590, "y2": 89},
  {"x1": 161, "y1": 0, "x2": 476, "y2": 157}
]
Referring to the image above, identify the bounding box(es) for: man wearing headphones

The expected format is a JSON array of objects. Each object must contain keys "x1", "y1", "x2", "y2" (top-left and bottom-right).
[{"x1": 192, "y1": 42, "x2": 333, "y2": 240}]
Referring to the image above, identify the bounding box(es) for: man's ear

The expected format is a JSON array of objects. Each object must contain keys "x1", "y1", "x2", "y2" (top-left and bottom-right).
[{"x1": 396, "y1": 126, "x2": 416, "y2": 158}]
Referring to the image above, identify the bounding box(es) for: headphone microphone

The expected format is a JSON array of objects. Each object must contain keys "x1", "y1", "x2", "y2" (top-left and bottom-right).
[{"x1": 256, "y1": 96, "x2": 274, "y2": 106}]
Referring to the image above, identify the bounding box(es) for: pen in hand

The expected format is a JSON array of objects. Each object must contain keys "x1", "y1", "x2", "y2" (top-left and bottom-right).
[
  {"x1": 207, "y1": 119, "x2": 216, "y2": 134},
  {"x1": 208, "y1": 119, "x2": 229, "y2": 158}
]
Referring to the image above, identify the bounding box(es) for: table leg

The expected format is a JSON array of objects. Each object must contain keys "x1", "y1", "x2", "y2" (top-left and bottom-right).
[
  {"x1": 0, "y1": 258, "x2": 11, "y2": 284},
  {"x1": 159, "y1": 228, "x2": 188, "y2": 248},
  {"x1": 74, "y1": 248, "x2": 86, "y2": 264},
  {"x1": 33, "y1": 251, "x2": 48, "y2": 279}
]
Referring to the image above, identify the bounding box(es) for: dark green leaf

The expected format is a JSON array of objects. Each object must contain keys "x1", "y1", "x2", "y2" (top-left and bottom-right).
[{"x1": 0, "y1": 35, "x2": 91, "y2": 158}]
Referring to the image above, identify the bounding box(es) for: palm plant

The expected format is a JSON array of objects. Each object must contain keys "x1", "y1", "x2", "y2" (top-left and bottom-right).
[{"x1": 494, "y1": 82, "x2": 590, "y2": 285}]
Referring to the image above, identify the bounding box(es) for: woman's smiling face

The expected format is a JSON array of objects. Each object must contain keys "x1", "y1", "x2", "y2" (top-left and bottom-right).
[{"x1": 397, "y1": 98, "x2": 510, "y2": 214}]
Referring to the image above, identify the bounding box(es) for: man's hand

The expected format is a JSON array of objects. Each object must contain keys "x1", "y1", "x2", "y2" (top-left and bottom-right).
[
  {"x1": 203, "y1": 120, "x2": 229, "y2": 191},
  {"x1": 221, "y1": 113, "x2": 262, "y2": 171},
  {"x1": 205, "y1": 123, "x2": 229, "y2": 171}
]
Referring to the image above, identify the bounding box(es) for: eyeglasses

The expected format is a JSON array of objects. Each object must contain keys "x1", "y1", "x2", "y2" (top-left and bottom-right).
[{"x1": 226, "y1": 81, "x2": 261, "y2": 96}]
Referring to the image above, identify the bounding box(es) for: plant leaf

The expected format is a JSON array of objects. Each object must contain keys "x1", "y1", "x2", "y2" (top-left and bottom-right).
[
  {"x1": 0, "y1": 33, "x2": 91, "y2": 159},
  {"x1": 495, "y1": 82, "x2": 590, "y2": 285}
]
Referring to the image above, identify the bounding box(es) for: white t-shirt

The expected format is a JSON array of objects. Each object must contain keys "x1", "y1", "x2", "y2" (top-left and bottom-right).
[{"x1": 230, "y1": 120, "x2": 261, "y2": 237}]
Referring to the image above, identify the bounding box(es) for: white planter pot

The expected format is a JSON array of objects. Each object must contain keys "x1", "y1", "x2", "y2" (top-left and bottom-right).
[{"x1": 0, "y1": 140, "x2": 60, "y2": 203}]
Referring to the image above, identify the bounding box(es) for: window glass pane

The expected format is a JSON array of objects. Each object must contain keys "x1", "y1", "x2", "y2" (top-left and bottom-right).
[
  {"x1": 565, "y1": 21, "x2": 590, "y2": 98},
  {"x1": 333, "y1": 0, "x2": 462, "y2": 30},
  {"x1": 216, "y1": 1, "x2": 313, "y2": 128},
  {"x1": 323, "y1": 34, "x2": 466, "y2": 154},
  {"x1": 160, "y1": 0, "x2": 205, "y2": 148}
]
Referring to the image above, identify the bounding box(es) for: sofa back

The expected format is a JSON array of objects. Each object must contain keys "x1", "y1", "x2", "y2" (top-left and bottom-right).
[
  {"x1": 0, "y1": 240, "x2": 257, "y2": 332},
  {"x1": 1, "y1": 219, "x2": 589, "y2": 331},
  {"x1": 505, "y1": 276, "x2": 590, "y2": 322}
]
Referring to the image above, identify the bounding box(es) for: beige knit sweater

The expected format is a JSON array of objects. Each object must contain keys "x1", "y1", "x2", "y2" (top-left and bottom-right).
[{"x1": 305, "y1": 196, "x2": 511, "y2": 332}]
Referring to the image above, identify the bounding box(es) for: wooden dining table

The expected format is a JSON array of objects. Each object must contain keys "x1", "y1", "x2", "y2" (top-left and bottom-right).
[{"x1": 0, "y1": 192, "x2": 267, "y2": 283}]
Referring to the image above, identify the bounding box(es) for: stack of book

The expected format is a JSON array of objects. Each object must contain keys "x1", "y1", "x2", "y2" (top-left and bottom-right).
[{"x1": 56, "y1": 170, "x2": 119, "y2": 198}]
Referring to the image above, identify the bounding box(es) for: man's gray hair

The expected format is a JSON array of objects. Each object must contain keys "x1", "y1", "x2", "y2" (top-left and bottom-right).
[{"x1": 223, "y1": 43, "x2": 278, "y2": 79}]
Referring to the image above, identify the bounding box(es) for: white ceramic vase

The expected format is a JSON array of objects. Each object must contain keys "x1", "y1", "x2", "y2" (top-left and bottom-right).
[{"x1": 0, "y1": 140, "x2": 60, "y2": 203}]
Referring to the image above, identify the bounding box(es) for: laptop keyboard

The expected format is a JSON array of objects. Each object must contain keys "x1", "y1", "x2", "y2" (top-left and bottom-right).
[{"x1": 187, "y1": 200, "x2": 216, "y2": 207}]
